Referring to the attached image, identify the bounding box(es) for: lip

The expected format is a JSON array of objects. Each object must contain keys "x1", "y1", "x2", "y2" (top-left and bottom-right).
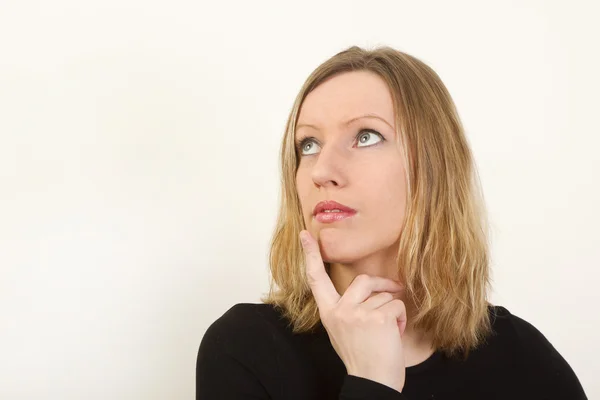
[
  {"x1": 313, "y1": 200, "x2": 356, "y2": 215},
  {"x1": 312, "y1": 200, "x2": 357, "y2": 223},
  {"x1": 314, "y1": 210, "x2": 356, "y2": 223}
]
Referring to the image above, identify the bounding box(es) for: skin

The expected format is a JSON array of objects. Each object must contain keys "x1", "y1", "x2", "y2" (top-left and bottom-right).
[
  {"x1": 295, "y1": 70, "x2": 434, "y2": 368},
  {"x1": 301, "y1": 230, "x2": 408, "y2": 391}
]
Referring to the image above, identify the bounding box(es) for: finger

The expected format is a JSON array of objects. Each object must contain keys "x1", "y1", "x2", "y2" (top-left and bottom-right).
[
  {"x1": 300, "y1": 230, "x2": 340, "y2": 309},
  {"x1": 361, "y1": 291, "x2": 395, "y2": 310},
  {"x1": 340, "y1": 274, "x2": 404, "y2": 306},
  {"x1": 378, "y1": 299, "x2": 407, "y2": 337}
]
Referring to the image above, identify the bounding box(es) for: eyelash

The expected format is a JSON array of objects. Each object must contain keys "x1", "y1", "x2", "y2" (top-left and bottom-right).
[{"x1": 295, "y1": 128, "x2": 385, "y2": 156}]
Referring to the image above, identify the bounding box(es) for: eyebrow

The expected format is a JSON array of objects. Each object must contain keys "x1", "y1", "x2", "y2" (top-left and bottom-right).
[{"x1": 296, "y1": 113, "x2": 394, "y2": 131}]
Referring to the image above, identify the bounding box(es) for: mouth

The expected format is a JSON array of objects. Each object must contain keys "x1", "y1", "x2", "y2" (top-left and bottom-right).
[{"x1": 312, "y1": 200, "x2": 357, "y2": 223}]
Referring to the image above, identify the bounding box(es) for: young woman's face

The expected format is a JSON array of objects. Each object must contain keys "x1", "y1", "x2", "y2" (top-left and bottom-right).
[{"x1": 295, "y1": 70, "x2": 408, "y2": 264}]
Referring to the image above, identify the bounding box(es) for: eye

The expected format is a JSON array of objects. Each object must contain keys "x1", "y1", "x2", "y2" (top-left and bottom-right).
[
  {"x1": 296, "y1": 129, "x2": 384, "y2": 156},
  {"x1": 356, "y1": 130, "x2": 383, "y2": 147}
]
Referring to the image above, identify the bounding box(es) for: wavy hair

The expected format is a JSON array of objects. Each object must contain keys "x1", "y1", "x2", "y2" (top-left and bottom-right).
[{"x1": 261, "y1": 45, "x2": 493, "y2": 359}]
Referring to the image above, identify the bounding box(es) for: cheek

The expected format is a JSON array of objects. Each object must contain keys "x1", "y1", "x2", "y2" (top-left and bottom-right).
[{"x1": 367, "y1": 171, "x2": 407, "y2": 224}]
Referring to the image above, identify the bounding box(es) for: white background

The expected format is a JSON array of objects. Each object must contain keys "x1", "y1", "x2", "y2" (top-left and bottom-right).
[{"x1": 1, "y1": 0, "x2": 598, "y2": 399}]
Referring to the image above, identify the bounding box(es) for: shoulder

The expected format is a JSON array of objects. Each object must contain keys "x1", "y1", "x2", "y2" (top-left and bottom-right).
[
  {"x1": 199, "y1": 303, "x2": 289, "y2": 355},
  {"x1": 206, "y1": 302, "x2": 287, "y2": 333},
  {"x1": 488, "y1": 304, "x2": 563, "y2": 361},
  {"x1": 488, "y1": 304, "x2": 566, "y2": 360},
  {"x1": 487, "y1": 304, "x2": 538, "y2": 339},
  {"x1": 486, "y1": 304, "x2": 587, "y2": 399},
  {"x1": 196, "y1": 304, "x2": 289, "y2": 398}
]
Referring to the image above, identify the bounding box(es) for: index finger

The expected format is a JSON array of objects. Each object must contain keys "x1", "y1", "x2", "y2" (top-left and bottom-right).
[{"x1": 300, "y1": 230, "x2": 340, "y2": 309}]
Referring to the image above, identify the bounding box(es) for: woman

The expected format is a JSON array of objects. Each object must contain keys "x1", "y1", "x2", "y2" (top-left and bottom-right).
[{"x1": 196, "y1": 46, "x2": 587, "y2": 399}]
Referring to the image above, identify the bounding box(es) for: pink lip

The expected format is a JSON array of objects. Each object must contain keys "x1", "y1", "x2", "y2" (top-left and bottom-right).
[
  {"x1": 314, "y1": 210, "x2": 356, "y2": 223},
  {"x1": 312, "y1": 200, "x2": 357, "y2": 223},
  {"x1": 313, "y1": 200, "x2": 356, "y2": 215}
]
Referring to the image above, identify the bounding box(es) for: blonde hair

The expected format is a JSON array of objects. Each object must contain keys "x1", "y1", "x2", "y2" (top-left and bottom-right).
[{"x1": 261, "y1": 45, "x2": 493, "y2": 359}]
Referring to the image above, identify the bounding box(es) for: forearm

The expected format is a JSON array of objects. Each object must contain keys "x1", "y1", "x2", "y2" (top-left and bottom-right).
[{"x1": 339, "y1": 375, "x2": 410, "y2": 400}]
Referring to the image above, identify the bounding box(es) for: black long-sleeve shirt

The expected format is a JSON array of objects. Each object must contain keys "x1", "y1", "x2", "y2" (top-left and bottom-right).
[{"x1": 196, "y1": 303, "x2": 587, "y2": 399}]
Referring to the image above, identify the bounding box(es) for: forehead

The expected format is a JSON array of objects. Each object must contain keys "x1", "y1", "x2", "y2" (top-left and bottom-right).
[{"x1": 297, "y1": 70, "x2": 395, "y2": 127}]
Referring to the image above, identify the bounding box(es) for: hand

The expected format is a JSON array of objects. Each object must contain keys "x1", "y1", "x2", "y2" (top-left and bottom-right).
[{"x1": 300, "y1": 230, "x2": 408, "y2": 393}]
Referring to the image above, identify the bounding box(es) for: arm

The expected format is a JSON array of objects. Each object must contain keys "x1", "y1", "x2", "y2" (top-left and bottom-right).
[
  {"x1": 340, "y1": 375, "x2": 410, "y2": 400},
  {"x1": 197, "y1": 327, "x2": 409, "y2": 400},
  {"x1": 197, "y1": 302, "x2": 411, "y2": 400},
  {"x1": 196, "y1": 321, "x2": 270, "y2": 400}
]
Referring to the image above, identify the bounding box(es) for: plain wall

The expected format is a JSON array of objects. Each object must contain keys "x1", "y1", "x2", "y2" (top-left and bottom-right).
[{"x1": 1, "y1": 0, "x2": 598, "y2": 398}]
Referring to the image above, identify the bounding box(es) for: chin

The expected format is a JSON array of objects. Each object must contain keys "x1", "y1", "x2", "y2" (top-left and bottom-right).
[{"x1": 318, "y1": 230, "x2": 369, "y2": 264}]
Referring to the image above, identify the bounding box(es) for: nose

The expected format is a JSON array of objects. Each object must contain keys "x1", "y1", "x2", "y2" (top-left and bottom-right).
[{"x1": 310, "y1": 142, "x2": 349, "y2": 188}]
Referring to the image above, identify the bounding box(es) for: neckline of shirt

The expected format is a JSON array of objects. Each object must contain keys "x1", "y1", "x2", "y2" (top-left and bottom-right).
[{"x1": 405, "y1": 349, "x2": 444, "y2": 374}]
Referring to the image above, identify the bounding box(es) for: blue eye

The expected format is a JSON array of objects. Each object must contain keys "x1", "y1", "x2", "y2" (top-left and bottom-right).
[{"x1": 295, "y1": 129, "x2": 384, "y2": 156}]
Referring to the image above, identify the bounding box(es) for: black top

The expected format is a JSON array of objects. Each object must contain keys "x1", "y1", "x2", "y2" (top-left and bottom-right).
[{"x1": 196, "y1": 303, "x2": 587, "y2": 399}]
